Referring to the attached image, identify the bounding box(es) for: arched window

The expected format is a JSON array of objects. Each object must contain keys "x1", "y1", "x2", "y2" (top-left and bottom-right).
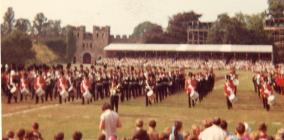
[
  {"x1": 90, "y1": 43, "x2": 92, "y2": 48},
  {"x1": 82, "y1": 43, "x2": 85, "y2": 48}
]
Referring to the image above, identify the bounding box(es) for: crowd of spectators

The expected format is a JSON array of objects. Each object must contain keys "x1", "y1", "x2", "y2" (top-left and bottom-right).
[
  {"x1": 3, "y1": 103, "x2": 284, "y2": 140},
  {"x1": 97, "y1": 56, "x2": 275, "y2": 71}
]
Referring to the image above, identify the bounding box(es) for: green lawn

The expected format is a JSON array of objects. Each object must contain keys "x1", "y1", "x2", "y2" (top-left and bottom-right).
[{"x1": 2, "y1": 70, "x2": 284, "y2": 140}]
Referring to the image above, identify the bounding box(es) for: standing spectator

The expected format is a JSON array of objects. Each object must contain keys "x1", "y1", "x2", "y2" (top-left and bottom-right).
[
  {"x1": 198, "y1": 118, "x2": 227, "y2": 140},
  {"x1": 99, "y1": 102, "x2": 122, "y2": 140},
  {"x1": 169, "y1": 121, "x2": 183, "y2": 140},
  {"x1": 32, "y1": 122, "x2": 43, "y2": 140},
  {"x1": 132, "y1": 119, "x2": 150, "y2": 140},
  {"x1": 148, "y1": 120, "x2": 159, "y2": 140},
  {"x1": 226, "y1": 122, "x2": 250, "y2": 140},
  {"x1": 72, "y1": 131, "x2": 82, "y2": 140},
  {"x1": 54, "y1": 132, "x2": 64, "y2": 140},
  {"x1": 17, "y1": 128, "x2": 25, "y2": 140}
]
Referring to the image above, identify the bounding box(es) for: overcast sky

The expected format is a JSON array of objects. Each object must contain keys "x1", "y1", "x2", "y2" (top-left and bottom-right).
[{"x1": 1, "y1": 0, "x2": 268, "y2": 35}]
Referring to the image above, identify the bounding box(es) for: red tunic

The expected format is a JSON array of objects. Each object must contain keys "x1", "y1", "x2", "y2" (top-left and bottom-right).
[
  {"x1": 34, "y1": 76, "x2": 46, "y2": 90},
  {"x1": 185, "y1": 79, "x2": 197, "y2": 94},
  {"x1": 224, "y1": 81, "x2": 235, "y2": 97},
  {"x1": 57, "y1": 77, "x2": 69, "y2": 91},
  {"x1": 80, "y1": 79, "x2": 91, "y2": 94},
  {"x1": 275, "y1": 75, "x2": 284, "y2": 88},
  {"x1": 20, "y1": 78, "x2": 29, "y2": 89},
  {"x1": 260, "y1": 83, "x2": 273, "y2": 98}
]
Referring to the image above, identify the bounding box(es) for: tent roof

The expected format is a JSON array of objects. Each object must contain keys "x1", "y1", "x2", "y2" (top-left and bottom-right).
[{"x1": 104, "y1": 44, "x2": 272, "y2": 53}]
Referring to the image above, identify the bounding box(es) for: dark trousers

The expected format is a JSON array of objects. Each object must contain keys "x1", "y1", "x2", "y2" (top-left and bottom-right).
[
  {"x1": 97, "y1": 86, "x2": 104, "y2": 100},
  {"x1": 262, "y1": 97, "x2": 270, "y2": 111},
  {"x1": 45, "y1": 85, "x2": 53, "y2": 101},
  {"x1": 110, "y1": 95, "x2": 119, "y2": 112},
  {"x1": 226, "y1": 97, "x2": 232, "y2": 109},
  {"x1": 35, "y1": 95, "x2": 44, "y2": 104},
  {"x1": 7, "y1": 92, "x2": 17, "y2": 104},
  {"x1": 188, "y1": 93, "x2": 195, "y2": 108}
]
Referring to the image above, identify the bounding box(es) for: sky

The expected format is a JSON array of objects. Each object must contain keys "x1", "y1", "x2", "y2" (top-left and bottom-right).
[{"x1": 1, "y1": 0, "x2": 268, "y2": 35}]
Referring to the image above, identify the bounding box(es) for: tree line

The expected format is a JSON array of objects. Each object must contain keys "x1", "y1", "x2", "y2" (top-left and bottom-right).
[{"x1": 1, "y1": 0, "x2": 283, "y2": 64}]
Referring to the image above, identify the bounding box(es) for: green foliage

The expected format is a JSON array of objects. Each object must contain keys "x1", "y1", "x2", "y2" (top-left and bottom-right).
[
  {"x1": 208, "y1": 13, "x2": 272, "y2": 44},
  {"x1": 167, "y1": 11, "x2": 201, "y2": 43},
  {"x1": 2, "y1": 7, "x2": 15, "y2": 35},
  {"x1": 44, "y1": 39, "x2": 67, "y2": 58},
  {"x1": 1, "y1": 30, "x2": 35, "y2": 64},
  {"x1": 268, "y1": 0, "x2": 284, "y2": 18},
  {"x1": 14, "y1": 18, "x2": 31, "y2": 33},
  {"x1": 132, "y1": 21, "x2": 160, "y2": 37},
  {"x1": 32, "y1": 13, "x2": 47, "y2": 36}
]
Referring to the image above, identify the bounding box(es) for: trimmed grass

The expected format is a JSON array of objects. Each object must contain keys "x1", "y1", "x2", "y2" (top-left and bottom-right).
[{"x1": 2, "y1": 71, "x2": 284, "y2": 139}]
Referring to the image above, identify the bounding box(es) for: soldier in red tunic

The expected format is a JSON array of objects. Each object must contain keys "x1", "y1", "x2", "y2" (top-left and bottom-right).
[
  {"x1": 57, "y1": 71, "x2": 69, "y2": 104},
  {"x1": 80, "y1": 74, "x2": 92, "y2": 104},
  {"x1": 185, "y1": 72, "x2": 198, "y2": 108},
  {"x1": 34, "y1": 71, "x2": 46, "y2": 104},
  {"x1": 224, "y1": 75, "x2": 235, "y2": 110},
  {"x1": 260, "y1": 77, "x2": 273, "y2": 111}
]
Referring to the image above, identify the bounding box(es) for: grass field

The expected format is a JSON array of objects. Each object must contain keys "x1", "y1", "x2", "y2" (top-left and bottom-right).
[{"x1": 2, "y1": 70, "x2": 284, "y2": 139}]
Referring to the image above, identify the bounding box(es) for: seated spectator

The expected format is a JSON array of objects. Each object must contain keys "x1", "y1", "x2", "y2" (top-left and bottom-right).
[
  {"x1": 169, "y1": 121, "x2": 183, "y2": 140},
  {"x1": 159, "y1": 127, "x2": 171, "y2": 140},
  {"x1": 255, "y1": 123, "x2": 270, "y2": 139},
  {"x1": 132, "y1": 118, "x2": 150, "y2": 140},
  {"x1": 198, "y1": 117, "x2": 227, "y2": 140},
  {"x1": 148, "y1": 120, "x2": 159, "y2": 140},
  {"x1": 275, "y1": 128, "x2": 284, "y2": 140},
  {"x1": 7, "y1": 130, "x2": 15, "y2": 140},
  {"x1": 97, "y1": 134, "x2": 106, "y2": 140},
  {"x1": 54, "y1": 132, "x2": 64, "y2": 140},
  {"x1": 226, "y1": 122, "x2": 250, "y2": 140},
  {"x1": 32, "y1": 122, "x2": 43, "y2": 140},
  {"x1": 17, "y1": 128, "x2": 25, "y2": 140},
  {"x1": 73, "y1": 131, "x2": 83, "y2": 140}
]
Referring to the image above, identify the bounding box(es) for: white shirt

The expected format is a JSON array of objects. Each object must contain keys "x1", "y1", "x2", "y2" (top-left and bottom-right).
[
  {"x1": 100, "y1": 109, "x2": 119, "y2": 139},
  {"x1": 199, "y1": 125, "x2": 227, "y2": 140}
]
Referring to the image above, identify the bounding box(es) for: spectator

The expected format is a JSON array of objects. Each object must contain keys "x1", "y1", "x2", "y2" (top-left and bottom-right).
[
  {"x1": 54, "y1": 132, "x2": 64, "y2": 140},
  {"x1": 159, "y1": 127, "x2": 171, "y2": 140},
  {"x1": 99, "y1": 102, "x2": 122, "y2": 140},
  {"x1": 132, "y1": 118, "x2": 150, "y2": 140},
  {"x1": 275, "y1": 128, "x2": 284, "y2": 140},
  {"x1": 32, "y1": 122, "x2": 43, "y2": 140},
  {"x1": 198, "y1": 117, "x2": 227, "y2": 140},
  {"x1": 7, "y1": 130, "x2": 15, "y2": 140},
  {"x1": 17, "y1": 128, "x2": 25, "y2": 140},
  {"x1": 169, "y1": 121, "x2": 183, "y2": 140},
  {"x1": 72, "y1": 131, "x2": 82, "y2": 140},
  {"x1": 97, "y1": 134, "x2": 106, "y2": 140},
  {"x1": 226, "y1": 122, "x2": 250, "y2": 140},
  {"x1": 256, "y1": 123, "x2": 269, "y2": 139},
  {"x1": 220, "y1": 120, "x2": 228, "y2": 135},
  {"x1": 148, "y1": 120, "x2": 159, "y2": 140}
]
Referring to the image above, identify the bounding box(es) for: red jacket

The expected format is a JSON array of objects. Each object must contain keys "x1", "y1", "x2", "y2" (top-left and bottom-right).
[
  {"x1": 275, "y1": 75, "x2": 284, "y2": 88},
  {"x1": 34, "y1": 76, "x2": 46, "y2": 90},
  {"x1": 20, "y1": 78, "x2": 29, "y2": 89},
  {"x1": 260, "y1": 83, "x2": 273, "y2": 98},
  {"x1": 185, "y1": 79, "x2": 197, "y2": 94},
  {"x1": 80, "y1": 79, "x2": 91, "y2": 94},
  {"x1": 224, "y1": 81, "x2": 235, "y2": 97},
  {"x1": 57, "y1": 77, "x2": 69, "y2": 91}
]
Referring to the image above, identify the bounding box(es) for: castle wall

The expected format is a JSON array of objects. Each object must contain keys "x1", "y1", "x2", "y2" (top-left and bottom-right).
[{"x1": 73, "y1": 25, "x2": 136, "y2": 64}]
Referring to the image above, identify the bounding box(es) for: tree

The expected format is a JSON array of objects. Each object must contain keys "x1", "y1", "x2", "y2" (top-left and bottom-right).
[
  {"x1": 132, "y1": 21, "x2": 160, "y2": 37},
  {"x1": 167, "y1": 11, "x2": 201, "y2": 43},
  {"x1": 14, "y1": 18, "x2": 31, "y2": 33},
  {"x1": 132, "y1": 21, "x2": 165, "y2": 43},
  {"x1": 1, "y1": 30, "x2": 35, "y2": 64},
  {"x1": 2, "y1": 7, "x2": 15, "y2": 35},
  {"x1": 42, "y1": 20, "x2": 62, "y2": 37},
  {"x1": 33, "y1": 13, "x2": 47, "y2": 36},
  {"x1": 207, "y1": 13, "x2": 249, "y2": 44},
  {"x1": 268, "y1": 0, "x2": 284, "y2": 18}
]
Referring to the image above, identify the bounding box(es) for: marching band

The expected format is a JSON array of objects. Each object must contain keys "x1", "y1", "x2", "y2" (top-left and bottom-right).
[{"x1": 1, "y1": 63, "x2": 283, "y2": 112}]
